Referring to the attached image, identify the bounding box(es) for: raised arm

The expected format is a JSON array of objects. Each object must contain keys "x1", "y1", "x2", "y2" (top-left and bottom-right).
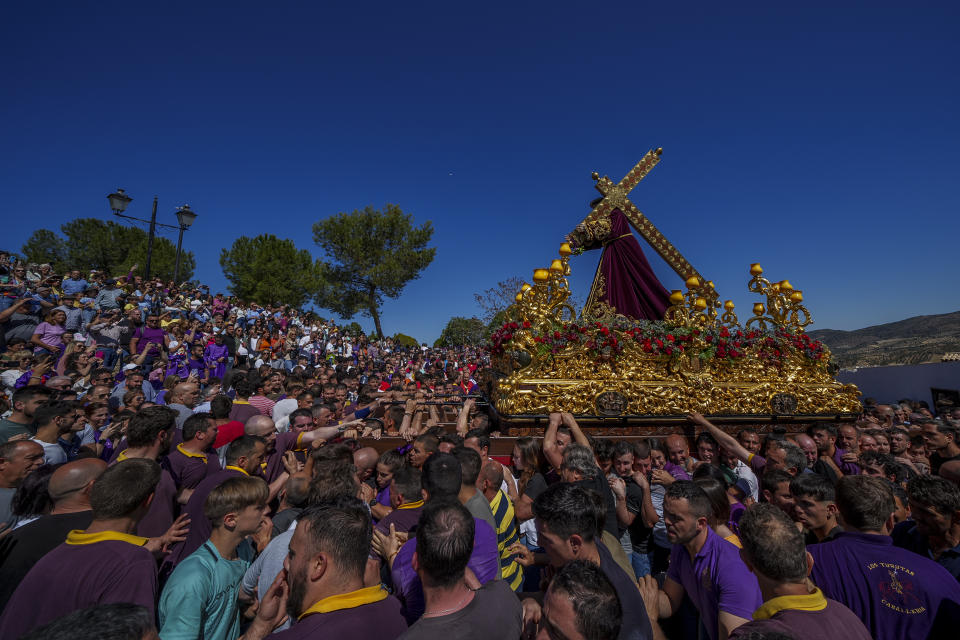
[
  {"x1": 561, "y1": 412, "x2": 591, "y2": 452},
  {"x1": 543, "y1": 412, "x2": 564, "y2": 470},
  {"x1": 456, "y1": 398, "x2": 475, "y2": 437},
  {"x1": 688, "y1": 412, "x2": 750, "y2": 463}
]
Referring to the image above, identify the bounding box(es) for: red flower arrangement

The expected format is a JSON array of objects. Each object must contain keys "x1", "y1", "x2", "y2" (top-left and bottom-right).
[{"x1": 490, "y1": 318, "x2": 828, "y2": 367}]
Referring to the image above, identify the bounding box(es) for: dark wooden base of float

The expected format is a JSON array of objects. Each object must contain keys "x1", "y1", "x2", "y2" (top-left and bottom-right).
[{"x1": 359, "y1": 412, "x2": 855, "y2": 456}]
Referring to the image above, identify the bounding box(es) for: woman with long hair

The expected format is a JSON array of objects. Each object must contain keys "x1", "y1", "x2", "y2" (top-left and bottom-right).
[{"x1": 30, "y1": 309, "x2": 67, "y2": 358}]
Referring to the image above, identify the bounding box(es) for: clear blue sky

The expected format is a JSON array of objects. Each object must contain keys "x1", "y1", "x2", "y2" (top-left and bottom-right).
[{"x1": 3, "y1": 2, "x2": 958, "y2": 343}]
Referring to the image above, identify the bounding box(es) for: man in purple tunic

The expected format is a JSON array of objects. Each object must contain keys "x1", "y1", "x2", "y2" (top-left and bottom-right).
[
  {"x1": 645, "y1": 481, "x2": 761, "y2": 640},
  {"x1": 375, "y1": 465, "x2": 423, "y2": 536},
  {"x1": 729, "y1": 503, "x2": 871, "y2": 639},
  {"x1": 0, "y1": 459, "x2": 162, "y2": 639},
  {"x1": 809, "y1": 475, "x2": 960, "y2": 640},
  {"x1": 204, "y1": 332, "x2": 229, "y2": 379},
  {"x1": 166, "y1": 412, "x2": 220, "y2": 490},
  {"x1": 377, "y1": 453, "x2": 501, "y2": 625},
  {"x1": 243, "y1": 499, "x2": 408, "y2": 640},
  {"x1": 163, "y1": 435, "x2": 266, "y2": 570},
  {"x1": 111, "y1": 405, "x2": 181, "y2": 538}
]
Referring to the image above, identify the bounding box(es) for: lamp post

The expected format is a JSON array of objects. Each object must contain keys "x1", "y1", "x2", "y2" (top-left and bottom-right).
[
  {"x1": 107, "y1": 189, "x2": 197, "y2": 281},
  {"x1": 174, "y1": 204, "x2": 198, "y2": 284}
]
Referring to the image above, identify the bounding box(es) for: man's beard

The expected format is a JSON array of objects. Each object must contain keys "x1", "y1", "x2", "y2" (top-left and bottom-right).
[{"x1": 286, "y1": 564, "x2": 308, "y2": 620}]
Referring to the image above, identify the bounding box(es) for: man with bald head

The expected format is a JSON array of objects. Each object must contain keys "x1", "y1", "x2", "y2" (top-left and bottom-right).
[
  {"x1": 166, "y1": 381, "x2": 200, "y2": 431},
  {"x1": 354, "y1": 446, "x2": 379, "y2": 489},
  {"x1": 792, "y1": 433, "x2": 819, "y2": 470},
  {"x1": 0, "y1": 458, "x2": 106, "y2": 612},
  {"x1": 479, "y1": 459, "x2": 524, "y2": 591},
  {"x1": 245, "y1": 413, "x2": 347, "y2": 484},
  {"x1": 665, "y1": 434, "x2": 694, "y2": 474}
]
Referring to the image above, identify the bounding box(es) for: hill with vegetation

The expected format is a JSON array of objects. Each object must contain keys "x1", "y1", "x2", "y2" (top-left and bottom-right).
[{"x1": 808, "y1": 310, "x2": 960, "y2": 368}]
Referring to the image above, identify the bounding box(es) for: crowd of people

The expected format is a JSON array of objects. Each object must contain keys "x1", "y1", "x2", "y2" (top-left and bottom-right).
[{"x1": 1, "y1": 255, "x2": 960, "y2": 640}]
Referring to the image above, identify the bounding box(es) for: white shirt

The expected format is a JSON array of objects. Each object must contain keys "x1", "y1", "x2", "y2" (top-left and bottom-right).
[
  {"x1": 31, "y1": 437, "x2": 67, "y2": 465},
  {"x1": 729, "y1": 458, "x2": 760, "y2": 501}
]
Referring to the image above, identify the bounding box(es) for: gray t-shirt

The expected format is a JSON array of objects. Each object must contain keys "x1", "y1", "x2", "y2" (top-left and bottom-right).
[
  {"x1": 242, "y1": 523, "x2": 295, "y2": 632},
  {"x1": 0, "y1": 418, "x2": 32, "y2": 444},
  {"x1": 0, "y1": 487, "x2": 16, "y2": 526},
  {"x1": 464, "y1": 491, "x2": 496, "y2": 533},
  {"x1": 398, "y1": 579, "x2": 522, "y2": 640}
]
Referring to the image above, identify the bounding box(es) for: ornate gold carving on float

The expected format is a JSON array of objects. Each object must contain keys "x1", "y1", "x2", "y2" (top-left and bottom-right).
[{"x1": 490, "y1": 151, "x2": 861, "y2": 424}]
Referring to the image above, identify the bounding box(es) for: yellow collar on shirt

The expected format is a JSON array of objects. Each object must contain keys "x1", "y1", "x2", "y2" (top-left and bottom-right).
[
  {"x1": 116, "y1": 449, "x2": 129, "y2": 461},
  {"x1": 176, "y1": 443, "x2": 208, "y2": 459},
  {"x1": 225, "y1": 465, "x2": 249, "y2": 476},
  {"x1": 298, "y1": 585, "x2": 388, "y2": 619},
  {"x1": 753, "y1": 588, "x2": 828, "y2": 620},
  {"x1": 397, "y1": 499, "x2": 424, "y2": 510},
  {"x1": 65, "y1": 529, "x2": 148, "y2": 547}
]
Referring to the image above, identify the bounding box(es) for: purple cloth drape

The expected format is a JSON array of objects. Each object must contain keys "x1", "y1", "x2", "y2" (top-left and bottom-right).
[{"x1": 595, "y1": 209, "x2": 671, "y2": 320}]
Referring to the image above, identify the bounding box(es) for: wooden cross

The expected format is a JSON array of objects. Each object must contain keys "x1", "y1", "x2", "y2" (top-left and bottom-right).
[{"x1": 580, "y1": 148, "x2": 703, "y2": 282}]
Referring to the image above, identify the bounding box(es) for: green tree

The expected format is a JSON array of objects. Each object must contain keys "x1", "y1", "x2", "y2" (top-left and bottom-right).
[
  {"x1": 19, "y1": 218, "x2": 194, "y2": 281},
  {"x1": 21, "y1": 229, "x2": 67, "y2": 270},
  {"x1": 312, "y1": 204, "x2": 435, "y2": 337},
  {"x1": 341, "y1": 321, "x2": 364, "y2": 337},
  {"x1": 438, "y1": 316, "x2": 487, "y2": 347},
  {"x1": 393, "y1": 333, "x2": 420, "y2": 348},
  {"x1": 219, "y1": 234, "x2": 321, "y2": 307}
]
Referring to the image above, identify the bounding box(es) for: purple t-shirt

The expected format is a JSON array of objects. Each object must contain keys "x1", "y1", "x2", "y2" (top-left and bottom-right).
[
  {"x1": 32, "y1": 321, "x2": 65, "y2": 354},
  {"x1": 271, "y1": 591, "x2": 407, "y2": 640},
  {"x1": 164, "y1": 467, "x2": 245, "y2": 568},
  {"x1": 0, "y1": 534, "x2": 157, "y2": 639},
  {"x1": 375, "y1": 504, "x2": 423, "y2": 535},
  {"x1": 166, "y1": 446, "x2": 220, "y2": 490},
  {"x1": 666, "y1": 527, "x2": 763, "y2": 640},
  {"x1": 263, "y1": 431, "x2": 303, "y2": 483},
  {"x1": 133, "y1": 325, "x2": 166, "y2": 354},
  {"x1": 808, "y1": 531, "x2": 960, "y2": 640},
  {"x1": 135, "y1": 467, "x2": 178, "y2": 538},
  {"x1": 392, "y1": 516, "x2": 500, "y2": 624},
  {"x1": 729, "y1": 595, "x2": 872, "y2": 640}
]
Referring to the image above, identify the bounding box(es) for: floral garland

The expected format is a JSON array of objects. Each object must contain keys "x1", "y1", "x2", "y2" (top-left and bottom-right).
[{"x1": 490, "y1": 319, "x2": 827, "y2": 365}]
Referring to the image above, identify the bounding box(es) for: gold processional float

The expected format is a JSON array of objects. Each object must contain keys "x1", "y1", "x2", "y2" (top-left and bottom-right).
[{"x1": 487, "y1": 149, "x2": 861, "y2": 435}]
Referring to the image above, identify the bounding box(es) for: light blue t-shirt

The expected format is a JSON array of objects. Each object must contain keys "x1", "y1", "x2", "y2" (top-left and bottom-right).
[{"x1": 159, "y1": 541, "x2": 249, "y2": 640}]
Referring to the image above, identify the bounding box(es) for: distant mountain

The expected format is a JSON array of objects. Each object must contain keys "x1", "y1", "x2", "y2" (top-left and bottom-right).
[{"x1": 808, "y1": 310, "x2": 960, "y2": 368}]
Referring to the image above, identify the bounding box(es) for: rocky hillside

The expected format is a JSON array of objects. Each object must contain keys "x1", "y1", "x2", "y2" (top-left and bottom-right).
[{"x1": 808, "y1": 310, "x2": 960, "y2": 368}]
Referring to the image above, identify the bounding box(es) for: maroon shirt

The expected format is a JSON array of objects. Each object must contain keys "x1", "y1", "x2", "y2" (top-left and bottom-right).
[
  {"x1": 730, "y1": 596, "x2": 872, "y2": 640},
  {"x1": 263, "y1": 431, "x2": 304, "y2": 483},
  {"x1": 166, "y1": 444, "x2": 220, "y2": 490},
  {"x1": 0, "y1": 532, "x2": 157, "y2": 639},
  {"x1": 375, "y1": 503, "x2": 423, "y2": 536},
  {"x1": 163, "y1": 467, "x2": 245, "y2": 568},
  {"x1": 229, "y1": 401, "x2": 260, "y2": 423},
  {"x1": 272, "y1": 592, "x2": 407, "y2": 640}
]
